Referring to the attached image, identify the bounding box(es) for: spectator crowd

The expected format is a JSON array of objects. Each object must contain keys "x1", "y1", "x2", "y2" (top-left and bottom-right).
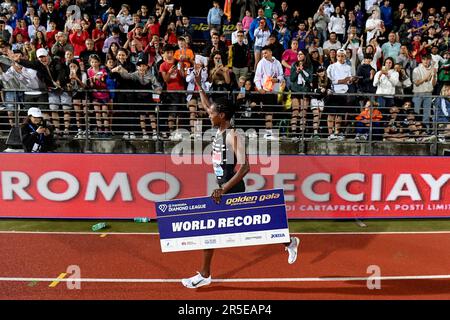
[{"x1": 0, "y1": 0, "x2": 449, "y2": 145}]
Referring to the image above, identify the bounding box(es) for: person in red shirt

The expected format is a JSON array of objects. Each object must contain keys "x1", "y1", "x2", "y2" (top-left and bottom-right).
[
  {"x1": 91, "y1": 19, "x2": 106, "y2": 54},
  {"x1": 69, "y1": 23, "x2": 89, "y2": 57},
  {"x1": 13, "y1": 19, "x2": 30, "y2": 42},
  {"x1": 411, "y1": 34, "x2": 427, "y2": 64},
  {"x1": 144, "y1": 34, "x2": 163, "y2": 66},
  {"x1": 144, "y1": 16, "x2": 160, "y2": 38},
  {"x1": 46, "y1": 20, "x2": 58, "y2": 50},
  {"x1": 159, "y1": 44, "x2": 186, "y2": 140},
  {"x1": 124, "y1": 23, "x2": 149, "y2": 51},
  {"x1": 164, "y1": 22, "x2": 178, "y2": 46}
]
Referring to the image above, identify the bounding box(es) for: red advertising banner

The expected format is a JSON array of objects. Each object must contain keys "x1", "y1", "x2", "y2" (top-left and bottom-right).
[{"x1": 0, "y1": 154, "x2": 449, "y2": 219}]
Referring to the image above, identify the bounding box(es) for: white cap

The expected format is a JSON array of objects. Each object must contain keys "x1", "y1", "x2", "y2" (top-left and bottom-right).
[
  {"x1": 36, "y1": 48, "x2": 48, "y2": 58},
  {"x1": 27, "y1": 107, "x2": 43, "y2": 118}
]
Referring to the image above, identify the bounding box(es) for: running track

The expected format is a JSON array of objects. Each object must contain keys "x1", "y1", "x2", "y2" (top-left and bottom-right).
[{"x1": 0, "y1": 231, "x2": 449, "y2": 300}]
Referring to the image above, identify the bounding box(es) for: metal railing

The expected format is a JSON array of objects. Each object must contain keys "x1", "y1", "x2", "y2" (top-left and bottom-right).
[{"x1": 0, "y1": 89, "x2": 448, "y2": 154}]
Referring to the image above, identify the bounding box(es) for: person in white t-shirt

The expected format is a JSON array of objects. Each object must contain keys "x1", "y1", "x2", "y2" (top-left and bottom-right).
[
  {"x1": 373, "y1": 57, "x2": 399, "y2": 113},
  {"x1": 231, "y1": 22, "x2": 248, "y2": 45},
  {"x1": 254, "y1": 45, "x2": 285, "y2": 140},
  {"x1": 365, "y1": 10, "x2": 383, "y2": 44},
  {"x1": 326, "y1": 48, "x2": 357, "y2": 140}
]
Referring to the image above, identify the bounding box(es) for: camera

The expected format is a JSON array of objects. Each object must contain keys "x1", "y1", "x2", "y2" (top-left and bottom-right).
[{"x1": 39, "y1": 119, "x2": 52, "y2": 130}]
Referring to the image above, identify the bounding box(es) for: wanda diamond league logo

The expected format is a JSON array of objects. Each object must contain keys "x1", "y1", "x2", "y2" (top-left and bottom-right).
[{"x1": 158, "y1": 204, "x2": 168, "y2": 213}]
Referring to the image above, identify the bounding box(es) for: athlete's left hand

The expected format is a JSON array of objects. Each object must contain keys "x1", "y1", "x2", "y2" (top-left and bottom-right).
[{"x1": 211, "y1": 188, "x2": 224, "y2": 204}]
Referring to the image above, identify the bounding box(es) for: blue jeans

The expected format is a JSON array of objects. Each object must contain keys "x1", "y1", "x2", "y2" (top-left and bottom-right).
[
  {"x1": 317, "y1": 29, "x2": 328, "y2": 46},
  {"x1": 356, "y1": 121, "x2": 382, "y2": 139},
  {"x1": 377, "y1": 96, "x2": 394, "y2": 115},
  {"x1": 413, "y1": 93, "x2": 433, "y2": 130}
]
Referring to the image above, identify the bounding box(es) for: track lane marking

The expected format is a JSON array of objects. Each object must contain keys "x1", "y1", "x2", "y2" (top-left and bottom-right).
[
  {"x1": 1, "y1": 231, "x2": 450, "y2": 236},
  {"x1": 0, "y1": 274, "x2": 449, "y2": 284},
  {"x1": 48, "y1": 273, "x2": 67, "y2": 287}
]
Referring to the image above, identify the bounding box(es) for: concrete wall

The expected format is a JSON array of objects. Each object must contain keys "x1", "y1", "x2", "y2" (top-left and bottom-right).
[{"x1": 3, "y1": 137, "x2": 449, "y2": 156}]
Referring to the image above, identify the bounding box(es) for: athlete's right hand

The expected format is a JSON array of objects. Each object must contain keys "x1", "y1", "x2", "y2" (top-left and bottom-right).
[{"x1": 211, "y1": 188, "x2": 224, "y2": 204}]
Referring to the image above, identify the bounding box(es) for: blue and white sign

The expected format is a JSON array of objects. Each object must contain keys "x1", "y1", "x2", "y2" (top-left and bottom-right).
[{"x1": 156, "y1": 189, "x2": 290, "y2": 252}]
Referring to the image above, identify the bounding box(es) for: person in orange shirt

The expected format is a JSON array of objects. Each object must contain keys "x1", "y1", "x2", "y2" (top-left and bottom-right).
[
  {"x1": 174, "y1": 36, "x2": 194, "y2": 70},
  {"x1": 355, "y1": 99, "x2": 383, "y2": 141}
]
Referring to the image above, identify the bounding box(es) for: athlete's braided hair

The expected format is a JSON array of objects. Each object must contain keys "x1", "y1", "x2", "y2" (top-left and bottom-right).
[{"x1": 212, "y1": 96, "x2": 237, "y2": 121}]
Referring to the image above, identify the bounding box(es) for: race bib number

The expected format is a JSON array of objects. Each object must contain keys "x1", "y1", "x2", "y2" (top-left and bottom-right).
[{"x1": 214, "y1": 165, "x2": 224, "y2": 177}]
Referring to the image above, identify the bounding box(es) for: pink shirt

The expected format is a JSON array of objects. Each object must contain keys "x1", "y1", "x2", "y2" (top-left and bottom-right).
[
  {"x1": 88, "y1": 67, "x2": 109, "y2": 101},
  {"x1": 281, "y1": 49, "x2": 298, "y2": 76},
  {"x1": 242, "y1": 16, "x2": 253, "y2": 31}
]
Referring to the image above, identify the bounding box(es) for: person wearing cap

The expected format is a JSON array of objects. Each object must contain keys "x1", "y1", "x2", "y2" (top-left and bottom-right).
[
  {"x1": 12, "y1": 46, "x2": 70, "y2": 134},
  {"x1": 21, "y1": 107, "x2": 55, "y2": 153},
  {"x1": 111, "y1": 55, "x2": 162, "y2": 140},
  {"x1": 273, "y1": 17, "x2": 291, "y2": 50}
]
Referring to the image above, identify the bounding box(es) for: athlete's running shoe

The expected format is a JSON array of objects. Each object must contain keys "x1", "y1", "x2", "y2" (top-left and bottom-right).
[
  {"x1": 286, "y1": 236, "x2": 300, "y2": 264},
  {"x1": 181, "y1": 272, "x2": 212, "y2": 289}
]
